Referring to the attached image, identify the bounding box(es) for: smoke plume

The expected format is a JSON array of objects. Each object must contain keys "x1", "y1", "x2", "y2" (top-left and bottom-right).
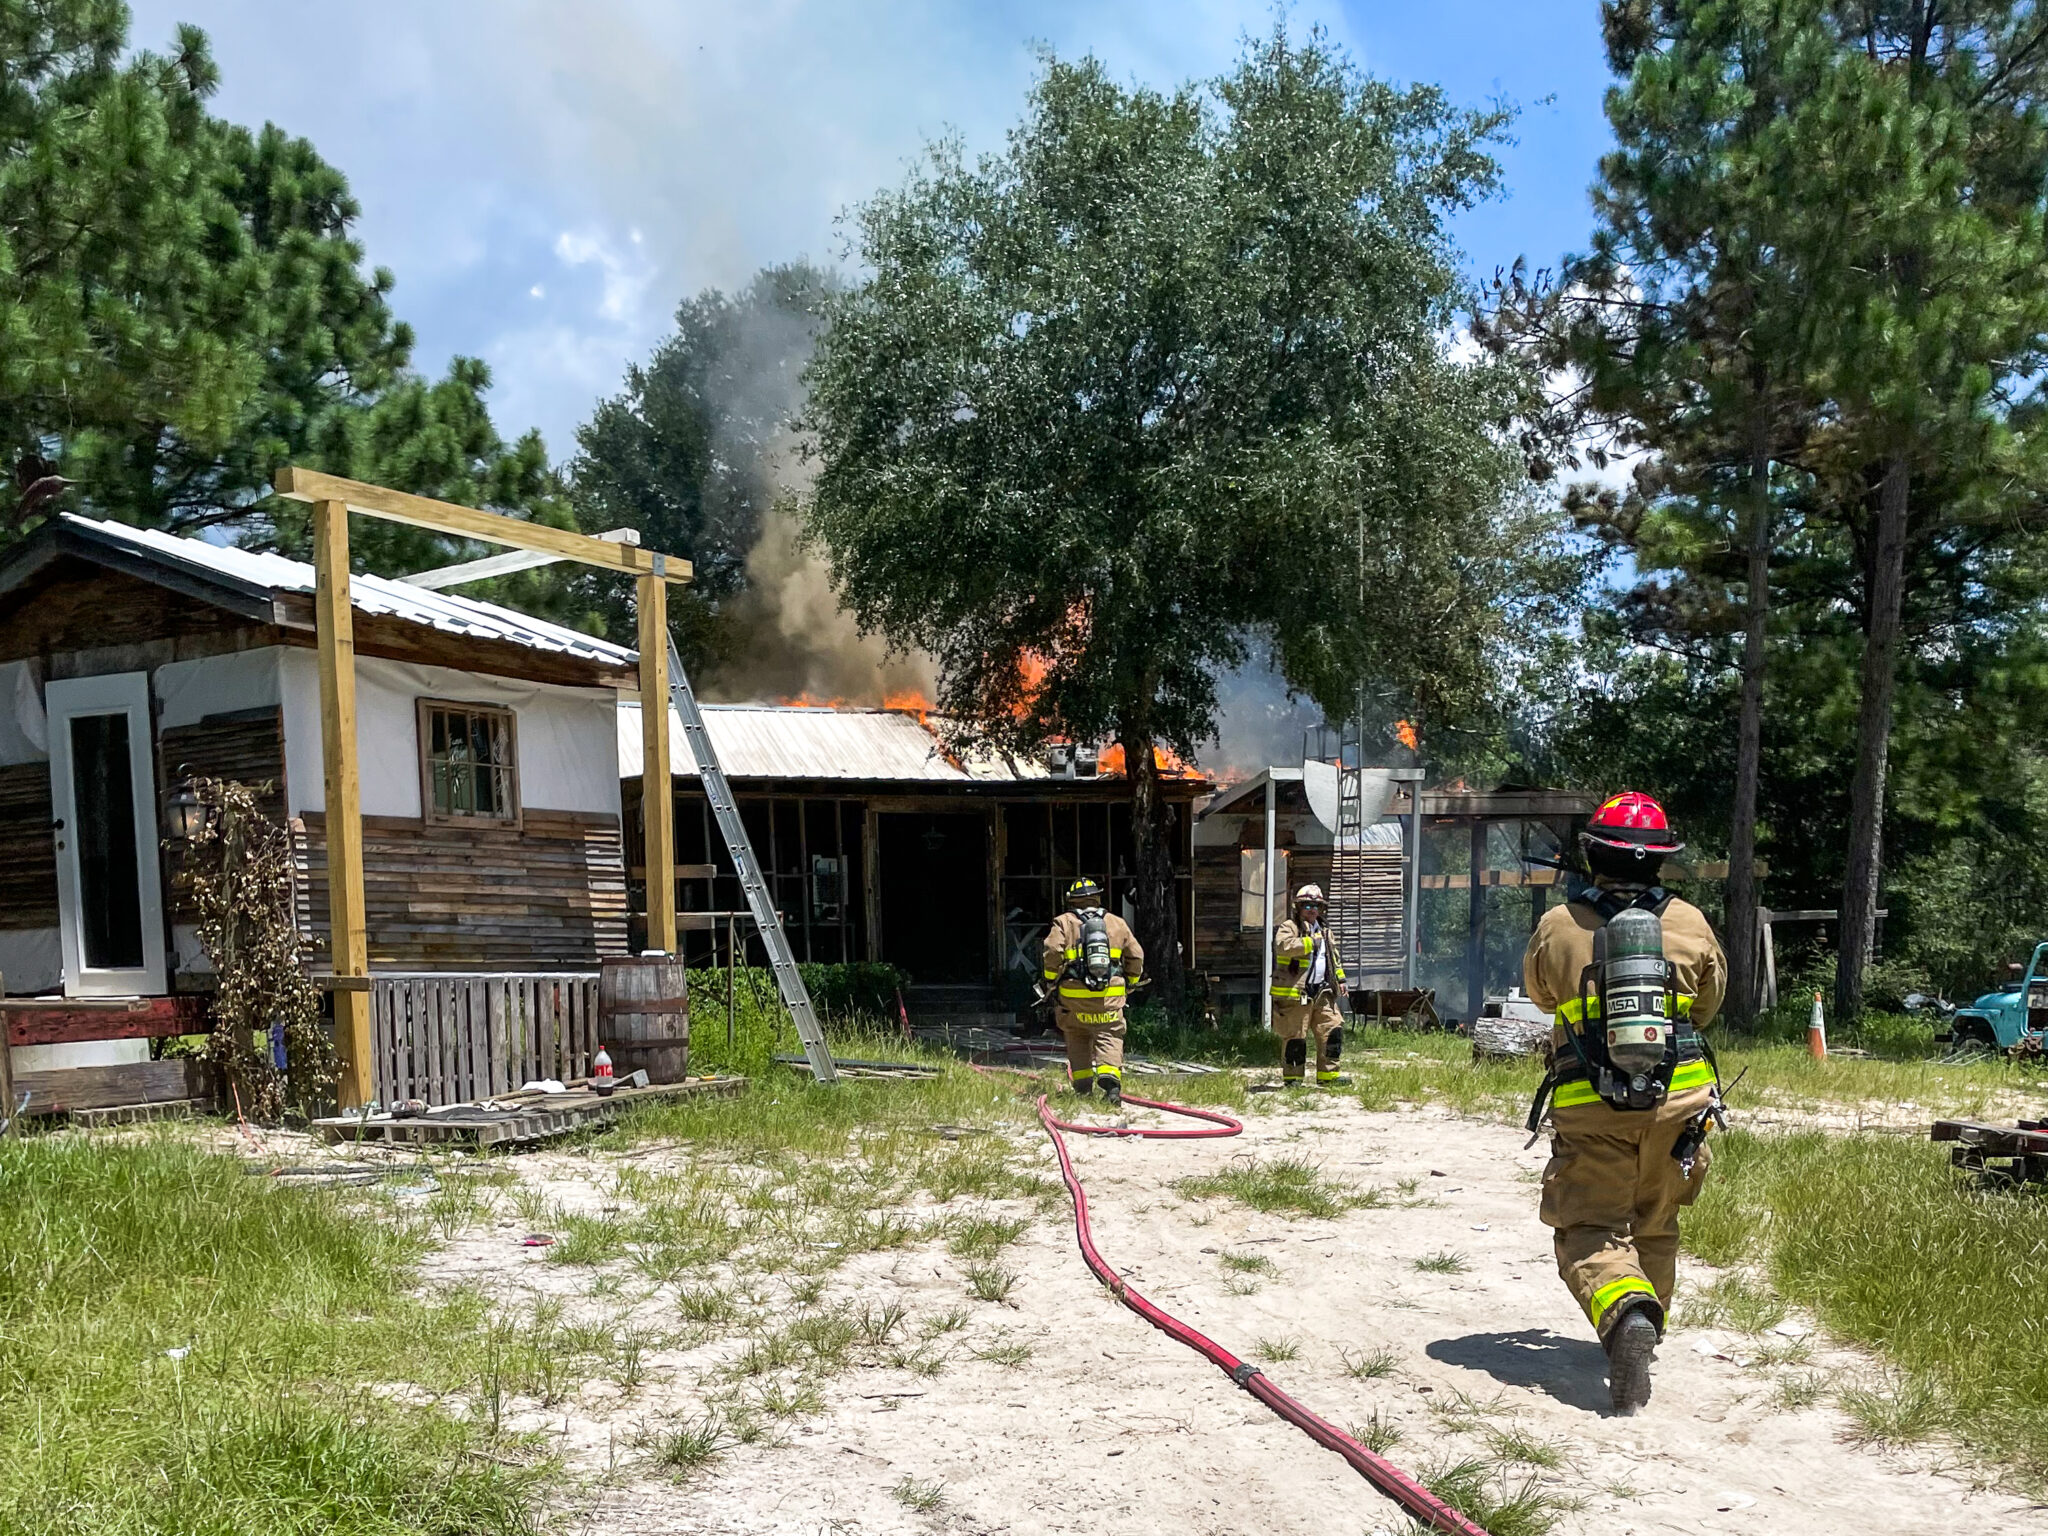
[{"x1": 705, "y1": 505, "x2": 940, "y2": 703}]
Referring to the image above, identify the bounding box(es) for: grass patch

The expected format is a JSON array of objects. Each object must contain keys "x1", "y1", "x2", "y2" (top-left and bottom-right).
[
  {"x1": 1685, "y1": 1127, "x2": 2048, "y2": 1482},
  {"x1": 1341, "y1": 1344, "x2": 1398, "y2": 1379},
  {"x1": 1423, "y1": 1456, "x2": 1573, "y2": 1536},
  {"x1": 0, "y1": 1131, "x2": 545, "y2": 1535},
  {"x1": 1351, "y1": 1410, "x2": 1403, "y2": 1454},
  {"x1": 948, "y1": 1212, "x2": 1029, "y2": 1261},
  {"x1": 891, "y1": 1476, "x2": 947, "y2": 1513},
  {"x1": 1174, "y1": 1156, "x2": 1361, "y2": 1220},
  {"x1": 964, "y1": 1262, "x2": 1018, "y2": 1303},
  {"x1": 1413, "y1": 1249, "x2": 1470, "y2": 1275},
  {"x1": 1220, "y1": 1250, "x2": 1278, "y2": 1276},
  {"x1": 1255, "y1": 1334, "x2": 1301, "y2": 1363}
]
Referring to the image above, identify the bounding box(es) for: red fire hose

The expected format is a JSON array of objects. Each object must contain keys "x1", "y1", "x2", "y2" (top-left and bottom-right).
[{"x1": 1036, "y1": 1090, "x2": 1490, "y2": 1536}]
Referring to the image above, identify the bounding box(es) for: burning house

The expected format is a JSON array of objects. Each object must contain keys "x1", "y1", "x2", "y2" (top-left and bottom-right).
[{"x1": 617, "y1": 702, "x2": 1209, "y2": 1019}]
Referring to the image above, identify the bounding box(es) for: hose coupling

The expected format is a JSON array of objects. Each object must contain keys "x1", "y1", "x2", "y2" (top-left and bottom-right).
[{"x1": 1231, "y1": 1363, "x2": 1263, "y2": 1389}]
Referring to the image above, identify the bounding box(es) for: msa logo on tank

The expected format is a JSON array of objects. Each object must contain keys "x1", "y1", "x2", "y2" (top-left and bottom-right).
[
  {"x1": 1584, "y1": 905, "x2": 1678, "y2": 1110},
  {"x1": 1078, "y1": 908, "x2": 1116, "y2": 989}
]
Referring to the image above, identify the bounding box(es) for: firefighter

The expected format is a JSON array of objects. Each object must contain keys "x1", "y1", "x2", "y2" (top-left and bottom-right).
[
  {"x1": 1523, "y1": 791, "x2": 1727, "y2": 1415},
  {"x1": 1041, "y1": 878, "x2": 1144, "y2": 1107},
  {"x1": 1272, "y1": 883, "x2": 1348, "y2": 1087}
]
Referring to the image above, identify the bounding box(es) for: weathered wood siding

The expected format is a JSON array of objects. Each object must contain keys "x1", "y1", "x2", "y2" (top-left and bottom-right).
[
  {"x1": 0, "y1": 763, "x2": 57, "y2": 931},
  {"x1": 161, "y1": 707, "x2": 288, "y2": 928},
  {"x1": 296, "y1": 810, "x2": 629, "y2": 969},
  {"x1": 1193, "y1": 845, "x2": 1334, "y2": 982}
]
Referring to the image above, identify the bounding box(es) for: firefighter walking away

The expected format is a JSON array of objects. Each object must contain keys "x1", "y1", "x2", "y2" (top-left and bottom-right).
[
  {"x1": 1523, "y1": 792, "x2": 1727, "y2": 1415},
  {"x1": 1042, "y1": 878, "x2": 1144, "y2": 1107},
  {"x1": 1272, "y1": 883, "x2": 1349, "y2": 1087}
]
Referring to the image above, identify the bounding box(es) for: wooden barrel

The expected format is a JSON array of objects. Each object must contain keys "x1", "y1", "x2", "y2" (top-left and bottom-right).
[{"x1": 599, "y1": 955, "x2": 690, "y2": 1084}]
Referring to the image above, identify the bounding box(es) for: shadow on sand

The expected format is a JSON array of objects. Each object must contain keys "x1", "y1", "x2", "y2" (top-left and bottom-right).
[{"x1": 1426, "y1": 1329, "x2": 1610, "y2": 1414}]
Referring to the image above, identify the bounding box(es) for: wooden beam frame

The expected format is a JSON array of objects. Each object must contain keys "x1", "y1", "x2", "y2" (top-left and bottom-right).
[
  {"x1": 280, "y1": 467, "x2": 692, "y2": 1108},
  {"x1": 277, "y1": 468, "x2": 692, "y2": 584}
]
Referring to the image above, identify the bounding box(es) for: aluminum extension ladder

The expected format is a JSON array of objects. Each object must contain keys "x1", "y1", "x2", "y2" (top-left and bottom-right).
[
  {"x1": 1329, "y1": 717, "x2": 1371, "y2": 968},
  {"x1": 666, "y1": 636, "x2": 838, "y2": 1085}
]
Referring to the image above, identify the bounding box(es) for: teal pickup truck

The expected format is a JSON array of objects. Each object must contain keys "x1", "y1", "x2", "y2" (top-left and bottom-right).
[{"x1": 1929, "y1": 942, "x2": 2048, "y2": 1054}]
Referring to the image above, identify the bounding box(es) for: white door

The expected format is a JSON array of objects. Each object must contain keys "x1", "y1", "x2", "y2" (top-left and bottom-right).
[{"x1": 46, "y1": 674, "x2": 168, "y2": 997}]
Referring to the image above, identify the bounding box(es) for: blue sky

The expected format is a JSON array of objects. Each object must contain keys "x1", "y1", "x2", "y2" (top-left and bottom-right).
[{"x1": 126, "y1": 1, "x2": 1617, "y2": 462}]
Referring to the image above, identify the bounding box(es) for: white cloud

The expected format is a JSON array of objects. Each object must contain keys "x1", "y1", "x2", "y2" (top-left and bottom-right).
[{"x1": 126, "y1": 0, "x2": 1372, "y2": 453}]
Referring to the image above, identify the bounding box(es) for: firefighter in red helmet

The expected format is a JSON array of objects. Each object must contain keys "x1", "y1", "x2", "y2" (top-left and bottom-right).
[{"x1": 1522, "y1": 792, "x2": 1727, "y2": 1415}]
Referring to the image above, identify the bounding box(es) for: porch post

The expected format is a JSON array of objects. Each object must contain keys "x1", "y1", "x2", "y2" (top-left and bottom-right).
[
  {"x1": 637, "y1": 573, "x2": 676, "y2": 954},
  {"x1": 312, "y1": 498, "x2": 373, "y2": 1109}
]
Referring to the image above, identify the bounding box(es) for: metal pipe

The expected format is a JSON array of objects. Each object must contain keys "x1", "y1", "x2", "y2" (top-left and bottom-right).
[
  {"x1": 1261, "y1": 772, "x2": 1278, "y2": 1034},
  {"x1": 1403, "y1": 779, "x2": 1422, "y2": 990}
]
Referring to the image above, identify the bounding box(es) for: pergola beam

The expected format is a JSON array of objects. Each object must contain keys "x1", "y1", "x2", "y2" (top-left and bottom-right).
[
  {"x1": 397, "y1": 528, "x2": 642, "y2": 591},
  {"x1": 275, "y1": 467, "x2": 690, "y2": 583},
  {"x1": 280, "y1": 466, "x2": 689, "y2": 1108}
]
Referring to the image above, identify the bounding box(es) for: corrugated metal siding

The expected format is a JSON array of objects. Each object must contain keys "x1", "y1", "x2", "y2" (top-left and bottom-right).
[{"x1": 63, "y1": 515, "x2": 636, "y2": 668}]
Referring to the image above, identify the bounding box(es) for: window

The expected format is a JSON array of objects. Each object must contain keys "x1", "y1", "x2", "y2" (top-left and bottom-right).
[
  {"x1": 1239, "y1": 847, "x2": 1288, "y2": 930},
  {"x1": 419, "y1": 701, "x2": 519, "y2": 824}
]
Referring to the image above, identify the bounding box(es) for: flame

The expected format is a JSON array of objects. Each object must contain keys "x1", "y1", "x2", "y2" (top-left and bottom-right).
[
  {"x1": 1395, "y1": 718, "x2": 1420, "y2": 751},
  {"x1": 882, "y1": 688, "x2": 935, "y2": 728},
  {"x1": 1097, "y1": 742, "x2": 1205, "y2": 781},
  {"x1": 775, "y1": 693, "x2": 850, "y2": 709}
]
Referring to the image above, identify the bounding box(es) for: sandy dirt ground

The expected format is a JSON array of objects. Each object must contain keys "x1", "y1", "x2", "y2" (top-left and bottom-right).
[{"x1": 266, "y1": 1093, "x2": 2048, "y2": 1536}]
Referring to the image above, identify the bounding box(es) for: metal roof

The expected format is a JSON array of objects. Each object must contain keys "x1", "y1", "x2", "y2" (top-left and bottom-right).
[
  {"x1": 56, "y1": 514, "x2": 637, "y2": 670},
  {"x1": 618, "y1": 702, "x2": 983, "y2": 782}
]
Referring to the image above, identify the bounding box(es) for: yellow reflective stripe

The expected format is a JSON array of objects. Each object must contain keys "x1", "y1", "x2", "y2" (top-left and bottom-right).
[
  {"x1": 1108, "y1": 947, "x2": 1124, "y2": 958},
  {"x1": 1069, "y1": 1066, "x2": 1095, "y2": 1081},
  {"x1": 1094, "y1": 1062, "x2": 1122, "y2": 1080},
  {"x1": 1552, "y1": 1058, "x2": 1716, "y2": 1109},
  {"x1": 1670, "y1": 1058, "x2": 1715, "y2": 1092},
  {"x1": 1060, "y1": 984, "x2": 1127, "y2": 999},
  {"x1": 1316, "y1": 1071, "x2": 1343, "y2": 1083},
  {"x1": 1063, "y1": 947, "x2": 1080, "y2": 960},
  {"x1": 1270, "y1": 986, "x2": 1304, "y2": 1000},
  {"x1": 1042, "y1": 969, "x2": 1060, "y2": 981},
  {"x1": 1589, "y1": 1276, "x2": 1658, "y2": 1328}
]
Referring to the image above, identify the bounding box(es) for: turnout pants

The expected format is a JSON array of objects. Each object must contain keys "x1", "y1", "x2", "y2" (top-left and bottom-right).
[
  {"x1": 1274, "y1": 992, "x2": 1343, "y2": 1084},
  {"x1": 1539, "y1": 1084, "x2": 1713, "y2": 1340},
  {"x1": 1057, "y1": 1004, "x2": 1127, "y2": 1092}
]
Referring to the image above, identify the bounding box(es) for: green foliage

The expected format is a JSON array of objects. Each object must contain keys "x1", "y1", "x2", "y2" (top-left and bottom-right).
[{"x1": 0, "y1": 1133, "x2": 543, "y2": 1534}]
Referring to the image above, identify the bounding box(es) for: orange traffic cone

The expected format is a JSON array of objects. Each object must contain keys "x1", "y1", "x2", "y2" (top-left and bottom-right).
[{"x1": 1808, "y1": 991, "x2": 1827, "y2": 1060}]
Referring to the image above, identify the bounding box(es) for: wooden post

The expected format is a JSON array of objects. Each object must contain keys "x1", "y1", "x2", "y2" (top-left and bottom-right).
[
  {"x1": 637, "y1": 573, "x2": 676, "y2": 954},
  {"x1": 313, "y1": 499, "x2": 373, "y2": 1110}
]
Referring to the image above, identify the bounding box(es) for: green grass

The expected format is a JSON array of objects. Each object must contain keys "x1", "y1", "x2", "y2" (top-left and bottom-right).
[
  {"x1": 1685, "y1": 1128, "x2": 2048, "y2": 1483},
  {"x1": 1341, "y1": 1344, "x2": 1399, "y2": 1379},
  {"x1": 0, "y1": 1131, "x2": 545, "y2": 1536},
  {"x1": 1174, "y1": 1155, "x2": 1362, "y2": 1219},
  {"x1": 1254, "y1": 1334, "x2": 1301, "y2": 1363},
  {"x1": 964, "y1": 1262, "x2": 1018, "y2": 1303},
  {"x1": 891, "y1": 1476, "x2": 947, "y2": 1513},
  {"x1": 1413, "y1": 1249, "x2": 1470, "y2": 1275},
  {"x1": 1421, "y1": 1456, "x2": 1573, "y2": 1536}
]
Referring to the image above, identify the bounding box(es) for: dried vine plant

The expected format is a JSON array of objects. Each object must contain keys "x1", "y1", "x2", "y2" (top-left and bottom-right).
[{"x1": 179, "y1": 777, "x2": 333, "y2": 1120}]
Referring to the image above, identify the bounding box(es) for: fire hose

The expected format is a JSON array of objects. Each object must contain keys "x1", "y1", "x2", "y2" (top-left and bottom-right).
[{"x1": 1034, "y1": 1090, "x2": 1490, "y2": 1536}]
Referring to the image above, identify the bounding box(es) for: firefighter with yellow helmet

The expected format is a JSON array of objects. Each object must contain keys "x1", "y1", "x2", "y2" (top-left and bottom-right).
[
  {"x1": 1272, "y1": 883, "x2": 1348, "y2": 1087},
  {"x1": 1041, "y1": 878, "x2": 1144, "y2": 1107},
  {"x1": 1523, "y1": 791, "x2": 1727, "y2": 1415}
]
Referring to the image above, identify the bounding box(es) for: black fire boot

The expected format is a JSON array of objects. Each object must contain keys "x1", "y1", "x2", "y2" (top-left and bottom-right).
[
  {"x1": 1604, "y1": 1304, "x2": 1659, "y2": 1416},
  {"x1": 1098, "y1": 1075, "x2": 1123, "y2": 1109}
]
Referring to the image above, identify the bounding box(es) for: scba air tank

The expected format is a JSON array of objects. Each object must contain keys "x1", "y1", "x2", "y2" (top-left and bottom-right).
[{"x1": 1601, "y1": 906, "x2": 1672, "y2": 1087}]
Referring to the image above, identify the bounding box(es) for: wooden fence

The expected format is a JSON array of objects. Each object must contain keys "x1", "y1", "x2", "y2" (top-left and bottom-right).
[{"x1": 369, "y1": 973, "x2": 601, "y2": 1108}]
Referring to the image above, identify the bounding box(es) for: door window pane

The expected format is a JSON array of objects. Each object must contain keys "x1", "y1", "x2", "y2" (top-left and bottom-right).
[{"x1": 70, "y1": 712, "x2": 144, "y2": 969}]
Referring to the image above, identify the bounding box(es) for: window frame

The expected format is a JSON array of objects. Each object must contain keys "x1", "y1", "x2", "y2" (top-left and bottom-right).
[{"x1": 416, "y1": 698, "x2": 522, "y2": 829}]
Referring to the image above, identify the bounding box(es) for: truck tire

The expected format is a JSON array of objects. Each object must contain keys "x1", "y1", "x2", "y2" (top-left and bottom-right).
[{"x1": 1952, "y1": 1018, "x2": 2001, "y2": 1056}]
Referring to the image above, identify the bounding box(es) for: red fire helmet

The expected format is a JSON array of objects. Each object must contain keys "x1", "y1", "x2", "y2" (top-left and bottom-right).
[{"x1": 1582, "y1": 791, "x2": 1685, "y2": 856}]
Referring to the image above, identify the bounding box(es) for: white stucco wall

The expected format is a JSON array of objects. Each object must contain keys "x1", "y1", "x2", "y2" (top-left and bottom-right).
[{"x1": 278, "y1": 649, "x2": 622, "y2": 819}]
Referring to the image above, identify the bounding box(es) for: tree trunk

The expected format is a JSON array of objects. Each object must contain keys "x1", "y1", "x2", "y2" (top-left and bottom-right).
[
  {"x1": 1119, "y1": 724, "x2": 1185, "y2": 1010},
  {"x1": 1835, "y1": 450, "x2": 1911, "y2": 1024},
  {"x1": 1723, "y1": 405, "x2": 1773, "y2": 1026}
]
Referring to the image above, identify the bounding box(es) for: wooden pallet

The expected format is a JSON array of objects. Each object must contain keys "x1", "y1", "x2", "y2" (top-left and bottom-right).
[
  {"x1": 1931, "y1": 1118, "x2": 2048, "y2": 1181},
  {"x1": 312, "y1": 1074, "x2": 745, "y2": 1148}
]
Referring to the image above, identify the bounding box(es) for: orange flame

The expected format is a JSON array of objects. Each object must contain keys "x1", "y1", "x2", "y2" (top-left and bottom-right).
[
  {"x1": 1097, "y1": 743, "x2": 1205, "y2": 781},
  {"x1": 882, "y1": 688, "x2": 935, "y2": 728},
  {"x1": 775, "y1": 693, "x2": 850, "y2": 709},
  {"x1": 1395, "y1": 718, "x2": 1420, "y2": 751}
]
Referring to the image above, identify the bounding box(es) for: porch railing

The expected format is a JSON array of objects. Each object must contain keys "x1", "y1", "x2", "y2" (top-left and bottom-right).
[{"x1": 368, "y1": 973, "x2": 601, "y2": 1108}]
